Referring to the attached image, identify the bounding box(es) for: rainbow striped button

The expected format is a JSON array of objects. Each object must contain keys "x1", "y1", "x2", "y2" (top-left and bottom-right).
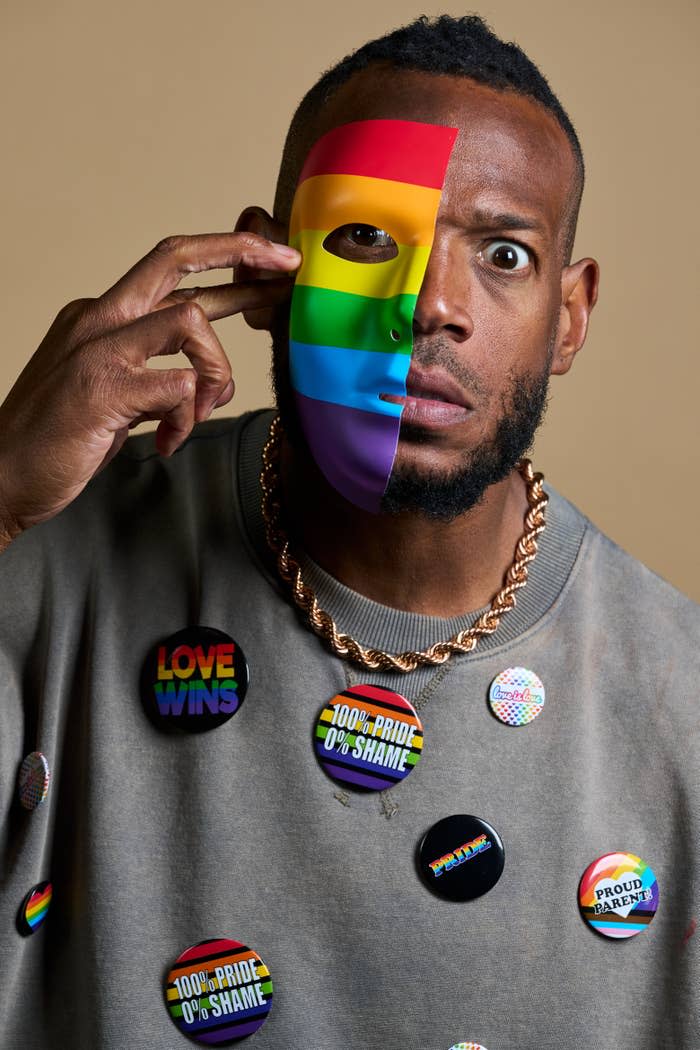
[
  {"x1": 20, "y1": 881, "x2": 52, "y2": 935},
  {"x1": 449, "y1": 1044, "x2": 488, "y2": 1049},
  {"x1": 314, "y1": 684, "x2": 424, "y2": 792},
  {"x1": 579, "y1": 852, "x2": 659, "y2": 938},
  {"x1": 164, "y1": 938, "x2": 273, "y2": 1044}
]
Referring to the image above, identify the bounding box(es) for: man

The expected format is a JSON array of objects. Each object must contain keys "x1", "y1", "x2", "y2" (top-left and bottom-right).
[{"x1": 0, "y1": 14, "x2": 697, "y2": 1050}]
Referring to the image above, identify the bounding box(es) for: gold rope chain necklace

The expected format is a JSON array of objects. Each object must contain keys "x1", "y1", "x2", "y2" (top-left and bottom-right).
[{"x1": 260, "y1": 414, "x2": 549, "y2": 674}]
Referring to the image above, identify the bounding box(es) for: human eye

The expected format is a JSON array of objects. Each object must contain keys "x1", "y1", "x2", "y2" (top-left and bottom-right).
[
  {"x1": 479, "y1": 240, "x2": 532, "y2": 272},
  {"x1": 322, "y1": 223, "x2": 398, "y2": 263}
]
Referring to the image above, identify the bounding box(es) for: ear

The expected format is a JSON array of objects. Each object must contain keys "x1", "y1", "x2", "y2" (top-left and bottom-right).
[
  {"x1": 550, "y1": 257, "x2": 600, "y2": 375},
  {"x1": 234, "y1": 205, "x2": 290, "y2": 331}
]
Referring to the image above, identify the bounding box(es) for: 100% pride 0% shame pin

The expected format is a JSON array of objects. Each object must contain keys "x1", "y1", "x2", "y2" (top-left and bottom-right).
[
  {"x1": 314, "y1": 684, "x2": 424, "y2": 791},
  {"x1": 165, "y1": 939, "x2": 273, "y2": 1045}
]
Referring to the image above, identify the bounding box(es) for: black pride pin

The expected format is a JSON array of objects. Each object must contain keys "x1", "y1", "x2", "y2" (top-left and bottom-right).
[{"x1": 418, "y1": 814, "x2": 505, "y2": 902}]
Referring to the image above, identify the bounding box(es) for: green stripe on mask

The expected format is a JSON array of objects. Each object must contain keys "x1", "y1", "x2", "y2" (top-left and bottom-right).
[{"x1": 290, "y1": 284, "x2": 417, "y2": 355}]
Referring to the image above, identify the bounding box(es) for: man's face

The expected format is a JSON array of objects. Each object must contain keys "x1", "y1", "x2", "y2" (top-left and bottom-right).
[{"x1": 272, "y1": 69, "x2": 577, "y2": 518}]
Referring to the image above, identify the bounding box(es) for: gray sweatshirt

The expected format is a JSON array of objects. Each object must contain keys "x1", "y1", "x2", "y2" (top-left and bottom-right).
[{"x1": 1, "y1": 409, "x2": 697, "y2": 1049}]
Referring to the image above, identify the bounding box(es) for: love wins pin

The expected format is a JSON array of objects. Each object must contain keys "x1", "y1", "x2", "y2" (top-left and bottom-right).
[{"x1": 140, "y1": 626, "x2": 249, "y2": 733}]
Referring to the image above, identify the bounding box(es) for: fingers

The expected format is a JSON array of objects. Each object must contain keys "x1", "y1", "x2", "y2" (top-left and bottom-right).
[
  {"x1": 157, "y1": 275, "x2": 294, "y2": 321},
  {"x1": 119, "y1": 366, "x2": 198, "y2": 456},
  {"x1": 213, "y1": 378, "x2": 234, "y2": 408},
  {"x1": 156, "y1": 388, "x2": 197, "y2": 457},
  {"x1": 99, "y1": 233, "x2": 300, "y2": 325},
  {"x1": 35, "y1": 232, "x2": 295, "y2": 473},
  {"x1": 100, "y1": 301, "x2": 232, "y2": 421},
  {"x1": 123, "y1": 377, "x2": 235, "y2": 432}
]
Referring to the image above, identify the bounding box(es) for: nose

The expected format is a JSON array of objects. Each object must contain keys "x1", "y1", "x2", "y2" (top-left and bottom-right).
[{"x1": 412, "y1": 239, "x2": 474, "y2": 342}]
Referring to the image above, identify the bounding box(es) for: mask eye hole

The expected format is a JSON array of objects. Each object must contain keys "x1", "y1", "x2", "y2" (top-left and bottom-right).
[{"x1": 322, "y1": 223, "x2": 399, "y2": 263}]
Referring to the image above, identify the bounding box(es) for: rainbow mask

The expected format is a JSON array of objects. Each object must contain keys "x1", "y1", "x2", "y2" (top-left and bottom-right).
[{"x1": 288, "y1": 119, "x2": 458, "y2": 512}]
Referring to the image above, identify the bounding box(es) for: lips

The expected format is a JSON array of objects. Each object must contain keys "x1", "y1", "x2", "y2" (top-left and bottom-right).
[{"x1": 379, "y1": 366, "x2": 473, "y2": 426}]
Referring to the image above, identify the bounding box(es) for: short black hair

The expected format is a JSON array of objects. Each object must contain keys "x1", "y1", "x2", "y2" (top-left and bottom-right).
[{"x1": 274, "y1": 14, "x2": 585, "y2": 263}]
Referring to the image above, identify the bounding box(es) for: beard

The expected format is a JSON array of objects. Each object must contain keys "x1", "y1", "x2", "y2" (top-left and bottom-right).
[
  {"x1": 270, "y1": 306, "x2": 553, "y2": 522},
  {"x1": 381, "y1": 360, "x2": 551, "y2": 521}
]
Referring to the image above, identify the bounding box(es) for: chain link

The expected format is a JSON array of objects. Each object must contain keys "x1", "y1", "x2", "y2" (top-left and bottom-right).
[{"x1": 260, "y1": 415, "x2": 548, "y2": 673}]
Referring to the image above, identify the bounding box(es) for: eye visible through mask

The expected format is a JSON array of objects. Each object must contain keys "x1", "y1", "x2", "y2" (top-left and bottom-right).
[{"x1": 322, "y1": 224, "x2": 399, "y2": 263}]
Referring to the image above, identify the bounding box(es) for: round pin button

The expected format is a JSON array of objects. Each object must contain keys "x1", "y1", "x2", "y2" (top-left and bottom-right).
[
  {"x1": 418, "y1": 814, "x2": 505, "y2": 902},
  {"x1": 164, "y1": 938, "x2": 273, "y2": 1044},
  {"x1": 488, "y1": 666, "x2": 545, "y2": 726},
  {"x1": 18, "y1": 751, "x2": 51, "y2": 810},
  {"x1": 314, "y1": 684, "x2": 424, "y2": 791},
  {"x1": 448, "y1": 1043, "x2": 488, "y2": 1049},
  {"x1": 140, "y1": 626, "x2": 249, "y2": 733},
  {"x1": 19, "y1": 881, "x2": 52, "y2": 934},
  {"x1": 579, "y1": 851, "x2": 658, "y2": 938}
]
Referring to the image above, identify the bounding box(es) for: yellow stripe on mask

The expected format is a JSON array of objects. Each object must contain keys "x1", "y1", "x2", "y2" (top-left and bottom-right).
[
  {"x1": 289, "y1": 173, "x2": 442, "y2": 247},
  {"x1": 290, "y1": 229, "x2": 431, "y2": 299}
]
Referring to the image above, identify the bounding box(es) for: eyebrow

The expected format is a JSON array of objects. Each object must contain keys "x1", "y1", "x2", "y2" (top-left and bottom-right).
[{"x1": 468, "y1": 207, "x2": 547, "y2": 235}]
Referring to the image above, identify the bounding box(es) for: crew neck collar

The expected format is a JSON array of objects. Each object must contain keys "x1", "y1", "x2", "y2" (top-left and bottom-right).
[{"x1": 235, "y1": 408, "x2": 588, "y2": 664}]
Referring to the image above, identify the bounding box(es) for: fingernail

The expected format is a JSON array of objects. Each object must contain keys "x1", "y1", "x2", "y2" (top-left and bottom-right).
[{"x1": 214, "y1": 380, "x2": 234, "y2": 408}]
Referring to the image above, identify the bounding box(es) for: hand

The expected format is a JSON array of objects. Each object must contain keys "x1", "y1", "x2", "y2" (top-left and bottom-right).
[{"x1": 0, "y1": 232, "x2": 299, "y2": 549}]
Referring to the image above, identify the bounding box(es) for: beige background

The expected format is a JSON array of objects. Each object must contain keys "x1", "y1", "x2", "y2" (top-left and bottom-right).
[{"x1": 2, "y1": 0, "x2": 698, "y2": 600}]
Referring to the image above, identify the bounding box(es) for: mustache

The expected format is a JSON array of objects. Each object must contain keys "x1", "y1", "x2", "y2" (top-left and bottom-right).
[{"x1": 409, "y1": 338, "x2": 488, "y2": 400}]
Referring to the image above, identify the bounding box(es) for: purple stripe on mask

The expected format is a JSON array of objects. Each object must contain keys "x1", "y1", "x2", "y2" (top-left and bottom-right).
[{"x1": 295, "y1": 392, "x2": 400, "y2": 513}]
